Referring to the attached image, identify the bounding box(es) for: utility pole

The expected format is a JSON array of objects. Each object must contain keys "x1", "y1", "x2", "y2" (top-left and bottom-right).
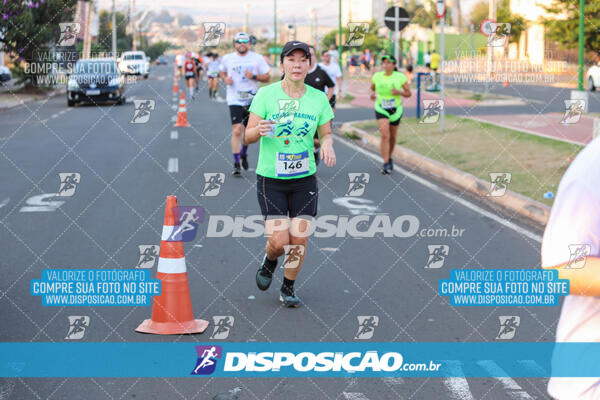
[
  {"x1": 131, "y1": 0, "x2": 137, "y2": 50},
  {"x1": 83, "y1": 0, "x2": 93, "y2": 58},
  {"x1": 111, "y1": 0, "x2": 117, "y2": 58},
  {"x1": 244, "y1": 2, "x2": 249, "y2": 33},
  {"x1": 578, "y1": 0, "x2": 584, "y2": 91},
  {"x1": 274, "y1": 0, "x2": 278, "y2": 66},
  {"x1": 485, "y1": 0, "x2": 496, "y2": 95},
  {"x1": 338, "y1": 0, "x2": 342, "y2": 70}
]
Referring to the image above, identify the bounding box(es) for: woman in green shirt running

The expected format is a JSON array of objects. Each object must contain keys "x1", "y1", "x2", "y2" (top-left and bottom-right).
[
  {"x1": 244, "y1": 41, "x2": 336, "y2": 307},
  {"x1": 370, "y1": 55, "x2": 411, "y2": 174}
]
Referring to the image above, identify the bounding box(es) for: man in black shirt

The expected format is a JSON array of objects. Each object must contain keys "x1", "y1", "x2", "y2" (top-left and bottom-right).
[{"x1": 282, "y1": 46, "x2": 334, "y2": 163}]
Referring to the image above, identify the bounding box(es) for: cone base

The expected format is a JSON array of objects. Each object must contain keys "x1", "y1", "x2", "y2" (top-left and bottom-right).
[
  {"x1": 135, "y1": 318, "x2": 209, "y2": 335},
  {"x1": 174, "y1": 122, "x2": 190, "y2": 128}
]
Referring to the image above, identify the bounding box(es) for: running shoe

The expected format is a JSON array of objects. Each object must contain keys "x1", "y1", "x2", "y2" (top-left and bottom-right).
[
  {"x1": 255, "y1": 255, "x2": 277, "y2": 291},
  {"x1": 381, "y1": 162, "x2": 392, "y2": 175},
  {"x1": 232, "y1": 162, "x2": 241, "y2": 177},
  {"x1": 389, "y1": 158, "x2": 394, "y2": 170},
  {"x1": 279, "y1": 290, "x2": 301, "y2": 308},
  {"x1": 241, "y1": 154, "x2": 249, "y2": 170}
]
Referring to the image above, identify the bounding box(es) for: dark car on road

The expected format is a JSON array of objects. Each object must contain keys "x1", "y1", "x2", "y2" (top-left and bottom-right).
[
  {"x1": 67, "y1": 58, "x2": 126, "y2": 106},
  {"x1": 155, "y1": 55, "x2": 168, "y2": 65}
]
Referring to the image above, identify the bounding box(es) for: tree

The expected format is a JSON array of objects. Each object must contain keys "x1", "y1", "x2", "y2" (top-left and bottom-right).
[
  {"x1": 96, "y1": 10, "x2": 131, "y2": 53},
  {"x1": 143, "y1": 41, "x2": 170, "y2": 60},
  {"x1": 543, "y1": 0, "x2": 600, "y2": 55},
  {"x1": 470, "y1": 0, "x2": 526, "y2": 44},
  {"x1": 0, "y1": 0, "x2": 78, "y2": 89},
  {"x1": 321, "y1": 20, "x2": 386, "y2": 54}
]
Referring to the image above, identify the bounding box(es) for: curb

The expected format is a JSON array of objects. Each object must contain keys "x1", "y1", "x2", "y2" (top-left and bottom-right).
[
  {"x1": 338, "y1": 120, "x2": 551, "y2": 227},
  {"x1": 0, "y1": 87, "x2": 66, "y2": 111}
]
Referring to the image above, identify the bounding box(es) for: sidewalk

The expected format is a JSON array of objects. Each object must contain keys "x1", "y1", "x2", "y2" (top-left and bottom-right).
[
  {"x1": 0, "y1": 80, "x2": 64, "y2": 110},
  {"x1": 469, "y1": 113, "x2": 595, "y2": 146}
]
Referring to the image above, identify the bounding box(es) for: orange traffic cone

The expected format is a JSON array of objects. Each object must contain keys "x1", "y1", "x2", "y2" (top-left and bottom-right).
[
  {"x1": 172, "y1": 77, "x2": 179, "y2": 94},
  {"x1": 174, "y1": 91, "x2": 190, "y2": 128},
  {"x1": 135, "y1": 196, "x2": 209, "y2": 335},
  {"x1": 503, "y1": 79, "x2": 509, "y2": 87}
]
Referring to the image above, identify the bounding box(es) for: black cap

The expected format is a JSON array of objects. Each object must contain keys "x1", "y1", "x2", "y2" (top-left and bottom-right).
[{"x1": 280, "y1": 41, "x2": 311, "y2": 62}]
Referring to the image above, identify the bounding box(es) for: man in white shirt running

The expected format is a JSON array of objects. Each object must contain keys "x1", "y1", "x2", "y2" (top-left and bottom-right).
[
  {"x1": 541, "y1": 136, "x2": 600, "y2": 399},
  {"x1": 219, "y1": 32, "x2": 271, "y2": 176},
  {"x1": 319, "y1": 50, "x2": 343, "y2": 112}
]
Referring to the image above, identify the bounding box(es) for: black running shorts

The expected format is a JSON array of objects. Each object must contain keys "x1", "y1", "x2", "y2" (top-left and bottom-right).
[
  {"x1": 229, "y1": 105, "x2": 251, "y2": 127},
  {"x1": 374, "y1": 108, "x2": 402, "y2": 126},
  {"x1": 257, "y1": 174, "x2": 318, "y2": 219}
]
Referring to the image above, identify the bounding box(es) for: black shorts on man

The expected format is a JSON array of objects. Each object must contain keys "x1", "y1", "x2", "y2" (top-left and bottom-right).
[{"x1": 229, "y1": 105, "x2": 251, "y2": 127}]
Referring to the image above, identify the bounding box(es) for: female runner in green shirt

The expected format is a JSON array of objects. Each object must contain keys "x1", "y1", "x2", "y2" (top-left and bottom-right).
[
  {"x1": 244, "y1": 41, "x2": 336, "y2": 307},
  {"x1": 370, "y1": 55, "x2": 411, "y2": 174}
]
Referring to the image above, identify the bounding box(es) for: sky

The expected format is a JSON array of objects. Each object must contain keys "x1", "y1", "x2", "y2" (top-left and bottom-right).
[{"x1": 95, "y1": 0, "x2": 482, "y2": 29}]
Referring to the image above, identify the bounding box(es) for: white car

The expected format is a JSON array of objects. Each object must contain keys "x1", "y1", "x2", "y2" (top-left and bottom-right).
[
  {"x1": 118, "y1": 51, "x2": 149, "y2": 79},
  {"x1": 587, "y1": 62, "x2": 600, "y2": 91}
]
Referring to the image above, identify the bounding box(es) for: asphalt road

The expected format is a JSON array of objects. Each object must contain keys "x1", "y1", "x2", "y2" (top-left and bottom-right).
[{"x1": 0, "y1": 64, "x2": 559, "y2": 399}]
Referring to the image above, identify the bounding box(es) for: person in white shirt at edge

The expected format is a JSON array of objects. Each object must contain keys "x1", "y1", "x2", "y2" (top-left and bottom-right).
[
  {"x1": 175, "y1": 53, "x2": 184, "y2": 77},
  {"x1": 541, "y1": 136, "x2": 600, "y2": 399},
  {"x1": 319, "y1": 50, "x2": 342, "y2": 113},
  {"x1": 219, "y1": 32, "x2": 271, "y2": 177},
  {"x1": 328, "y1": 44, "x2": 339, "y2": 66}
]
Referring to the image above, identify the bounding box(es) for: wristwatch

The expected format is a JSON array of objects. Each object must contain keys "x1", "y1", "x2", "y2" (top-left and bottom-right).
[{"x1": 252, "y1": 74, "x2": 257, "y2": 80}]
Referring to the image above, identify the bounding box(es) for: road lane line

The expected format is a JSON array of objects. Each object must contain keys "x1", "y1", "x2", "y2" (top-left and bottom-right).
[
  {"x1": 168, "y1": 158, "x2": 178, "y2": 173},
  {"x1": 442, "y1": 360, "x2": 476, "y2": 400},
  {"x1": 342, "y1": 393, "x2": 369, "y2": 400},
  {"x1": 337, "y1": 137, "x2": 542, "y2": 243},
  {"x1": 0, "y1": 197, "x2": 9, "y2": 209},
  {"x1": 170, "y1": 130, "x2": 178, "y2": 140},
  {"x1": 477, "y1": 360, "x2": 534, "y2": 399}
]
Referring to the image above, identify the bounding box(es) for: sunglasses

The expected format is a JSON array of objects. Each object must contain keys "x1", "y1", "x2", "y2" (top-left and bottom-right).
[{"x1": 235, "y1": 39, "x2": 249, "y2": 44}]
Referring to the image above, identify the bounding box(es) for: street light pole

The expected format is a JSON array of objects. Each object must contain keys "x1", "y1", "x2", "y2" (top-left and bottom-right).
[
  {"x1": 578, "y1": 0, "x2": 584, "y2": 91},
  {"x1": 111, "y1": 0, "x2": 117, "y2": 58},
  {"x1": 338, "y1": 0, "x2": 342, "y2": 71},
  {"x1": 274, "y1": 0, "x2": 278, "y2": 67}
]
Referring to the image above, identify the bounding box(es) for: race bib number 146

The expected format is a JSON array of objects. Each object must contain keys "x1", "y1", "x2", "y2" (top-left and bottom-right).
[{"x1": 275, "y1": 151, "x2": 309, "y2": 177}]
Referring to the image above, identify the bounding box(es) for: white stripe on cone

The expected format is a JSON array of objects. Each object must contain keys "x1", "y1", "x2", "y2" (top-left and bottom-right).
[
  {"x1": 157, "y1": 257, "x2": 187, "y2": 274},
  {"x1": 161, "y1": 225, "x2": 176, "y2": 240}
]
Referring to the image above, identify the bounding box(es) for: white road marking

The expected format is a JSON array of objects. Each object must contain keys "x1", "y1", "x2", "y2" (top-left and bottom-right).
[
  {"x1": 342, "y1": 393, "x2": 369, "y2": 400},
  {"x1": 167, "y1": 158, "x2": 179, "y2": 173},
  {"x1": 19, "y1": 193, "x2": 64, "y2": 212},
  {"x1": 337, "y1": 137, "x2": 542, "y2": 243},
  {"x1": 170, "y1": 130, "x2": 178, "y2": 140},
  {"x1": 442, "y1": 360, "x2": 476, "y2": 400},
  {"x1": 171, "y1": 115, "x2": 176, "y2": 122},
  {"x1": 477, "y1": 360, "x2": 534, "y2": 400},
  {"x1": 51, "y1": 114, "x2": 58, "y2": 118},
  {"x1": 382, "y1": 377, "x2": 405, "y2": 386},
  {"x1": 193, "y1": 244, "x2": 203, "y2": 248},
  {"x1": 516, "y1": 360, "x2": 546, "y2": 376},
  {"x1": 0, "y1": 197, "x2": 9, "y2": 209},
  {"x1": 320, "y1": 247, "x2": 339, "y2": 252},
  {"x1": 171, "y1": 105, "x2": 177, "y2": 110}
]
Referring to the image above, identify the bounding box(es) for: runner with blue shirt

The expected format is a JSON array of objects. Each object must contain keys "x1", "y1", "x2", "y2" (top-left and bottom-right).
[{"x1": 244, "y1": 41, "x2": 336, "y2": 307}]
